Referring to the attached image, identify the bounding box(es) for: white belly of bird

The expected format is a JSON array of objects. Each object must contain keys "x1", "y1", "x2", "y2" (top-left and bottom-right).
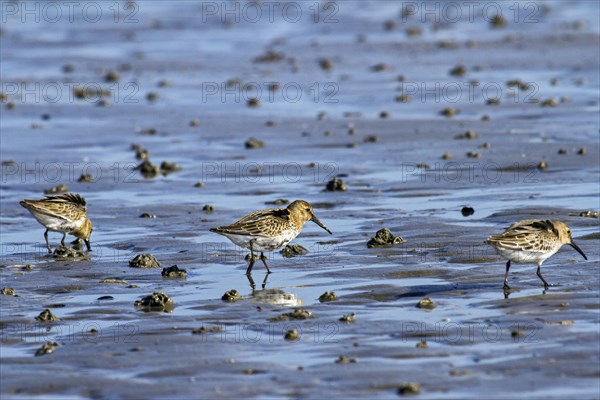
[
  {"x1": 31, "y1": 212, "x2": 84, "y2": 233},
  {"x1": 223, "y1": 229, "x2": 299, "y2": 252},
  {"x1": 494, "y1": 247, "x2": 558, "y2": 264}
]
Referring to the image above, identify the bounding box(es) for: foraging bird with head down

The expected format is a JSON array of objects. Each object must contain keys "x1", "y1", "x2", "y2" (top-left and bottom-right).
[
  {"x1": 210, "y1": 200, "x2": 332, "y2": 275},
  {"x1": 486, "y1": 219, "x2": 587, "y2": 289},
  {"x1": 20, "y1": 193, "x2": 93, "y2": 253}
]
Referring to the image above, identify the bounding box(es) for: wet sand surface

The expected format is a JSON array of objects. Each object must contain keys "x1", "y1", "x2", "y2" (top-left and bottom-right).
[{"x1": 1, "y1": 1, "x2": 599, "y2": 399}]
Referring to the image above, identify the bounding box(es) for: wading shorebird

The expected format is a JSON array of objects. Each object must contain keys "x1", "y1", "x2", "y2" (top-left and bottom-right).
[
  {"x1": 210, "y1": 200, "x2": 332, "y2": 275},
  {"x1": 20, "y1": 193, "x2": 93, "y2": 253},
  {"x1": 486, "y1": 219, "x2": 587, "y2": 289}
]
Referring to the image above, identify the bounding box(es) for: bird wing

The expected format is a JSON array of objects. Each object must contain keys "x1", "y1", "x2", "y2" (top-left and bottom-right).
[
  {"x1": 486, "y1": 219, "x2": 555, "y2": 252},
  {"x1": 211, "y1": 208, "x2": 291, "y2": 236}
]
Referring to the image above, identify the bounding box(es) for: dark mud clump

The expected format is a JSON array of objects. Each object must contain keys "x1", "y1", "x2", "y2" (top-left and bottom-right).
[
  {"x1": 319, "y1": 58, "x2": 333, "y2": 70},
  {"x1": 253, "y1": 50, "x2": 285, "y2": 63},
  {"x1": 160, "y1": 161, "x2": 181, "y2": 175},
  {"x1": 44, "y1": 184, "x2": 68, "y2": 194},
  {"x1": 161, "y1": 265, "x2": 188, "y2": 278},
  {"x1": 136, "y1": 160, "x2": 160, "y2": 178},
  {"x1": 222, "y1": 289, "x2": 243, "y2": 302},
  {"x1": 134, "y1": 292, "x2": 174, "y2": 312},
  {"x1": 397, "y1": 383, "x2": 421, "y2": 396},
  {"x1": 129, "y1": 254, "x2": 161, "y2": 268},
  {"x1": 454, "y1": 130, "x2": 479, "y2": 139},
  {"x1": 202, "y1": 204, "x2": 214, "y2": 213},
  {"x1": 325, "y1": 177, "x2": 347, "y2": 192},
  {"x1": 467, "y1": 151, "x2": 482, "y2": 159},
  {"x1": 461, "y1": 207, "x2": 475, "y2": 217},
  {"x1": 335, "y1": 356, "x2": 357, "y2": 364},
  {"x1": 35, "y1": 309, "x2": 60, "y2": 322},
  {"x1": 281, "y1": 244, "x2": 309, "y2": 258},
  {"x1": 319, "y1": 291, "x2": 338, "y2": 302},
  {"x1": 284, "y1": 329, "x2": 300, "y2": 341},
  {"x1": 417, "y1": 298, "x2": 436, "y2": 310},
  {"x1": 1, "y1": 288, "x2": 17, "y2": 296},
  {"x1": 245, "y1": 137, "x2": 265, "y2": 149},
  {"x1": 139, "y1": 213, "x2": 156, "y2": 218},
  {"x1": 265, "y1": 198, "x2": 289, "y2": 205},
  {"x1": 100, "y1": 278, "x2": 129, "y2": 285},
  {"x1": 440, "y1": 107, "x2": 459, "y2": 117},
  {"x1": 367, "y1": 228, "x2": 405, "y2": 248},
  {"x1": 53, "y1": 246, "x2": 89, "y2": 260},
  {"x1": 442, "y1": 152, "x2": 453, "y2": 160},
  {"x1": 577, "y1": 211, "x2": 599, "y2": 218},
  {"x1": 269, "y1": 308, "x2": 313, "y2": 322},
  {"x1": 449, "y1": 65, "x2": 467, "y2": 77},
  {"x1": 77, "y1": 174, "x2": 95, "y2": 183},
  {"x1": 192, "y1": 326, "x2": 224, "y2": 335},
  {"x1": 194, "y1": 182, "x2": 205, "y2": 188},
  {"x1": 340, "y1": 313, "x2": 356, "y2": 323},
  {"x1": 35, "y1": 341, "x2": 59, "y2": 356}
]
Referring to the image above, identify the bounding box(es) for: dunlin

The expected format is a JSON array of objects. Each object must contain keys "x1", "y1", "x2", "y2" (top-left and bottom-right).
[
  {"x1": 486, "y1": 219, "x2": 587, "y2": 289},
  {"x1": 20, "y1": 193, "x2": 93, "y2": 253},
  {"x1": 210, "y1": 200, "x2": 332, "y2": 274}
]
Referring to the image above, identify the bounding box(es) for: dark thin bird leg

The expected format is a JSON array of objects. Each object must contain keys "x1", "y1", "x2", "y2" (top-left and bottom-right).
[
  {"x1": 44, "y1": 229, "x2": 51, "y2": 253},
  {"x1": 246, "y1": 240, "x2": 256, "y2": 275},
  {"x1": 61, "y1": 232, "x2": 67, "y2": 246},
  {"x1": 260, "y1": 252, "x2": 271, "y2": 274},
  {"x1": 261, "y1": 273, "x2": 270, "y2": 289},
  {"x1": 246, "y1": 274, "x2": 256, "y2": 290},
  {"x1": 503, "y1": 260, "x2": 511, "y2": 289},
  {"x1": 536, "y1": 263, "x2": 551, "y2": 288}
]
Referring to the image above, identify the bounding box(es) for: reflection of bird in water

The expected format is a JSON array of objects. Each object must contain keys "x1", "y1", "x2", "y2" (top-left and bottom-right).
[{"x1": 251, "y1": 289, "x2": 303, "y2": 307}]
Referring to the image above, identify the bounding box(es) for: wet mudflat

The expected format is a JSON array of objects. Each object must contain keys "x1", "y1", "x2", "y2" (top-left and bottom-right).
[{"x1": 1, "y1": 1, "x2": 599, "y2": 399}]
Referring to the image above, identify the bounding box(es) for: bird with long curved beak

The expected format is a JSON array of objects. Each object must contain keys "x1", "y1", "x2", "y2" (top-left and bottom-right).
[
  {"x1": 210, "y1": 200, "x2": 332, "y2": 275},
  {"x1": 486, "y1": 219, "x2": 587, "y2": 289},
  {"x1": 20, "y1": 193, "x2": 93, "y2": 254}
]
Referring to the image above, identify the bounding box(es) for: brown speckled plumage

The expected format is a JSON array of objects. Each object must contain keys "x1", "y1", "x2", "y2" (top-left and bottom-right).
[{"x1": 486, "y1": 219, "x2": 587, "y2": 289}]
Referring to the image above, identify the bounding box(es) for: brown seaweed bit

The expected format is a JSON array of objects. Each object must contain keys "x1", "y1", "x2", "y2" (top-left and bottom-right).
[
  {"x1": 136, "y1": 159, "x2": 160, "y2": 178},
  {"x1": 319, "y1": 291, "x2": 338, "y2": 303},
  {"x1": 367, "y1": 228, "x2": 405, "y2": 248},
  {"x1": 134, "y1": 292, "x2": 174, "y2": 312},
  {"x1": 99, "y1": 278, "x2": 129, "y2": 285},
  {"x1": 139, "y1": 213, "x2": 156, "y2": 218},
  {"x1": 160, "y1": 161, "x2": 182, "y2": 175},
  {"x1": 280, "y1": 244, "x2": 309, "y2": 258},
  {"x1": 1, "y1": 287, "x2": 17, "y2": 296},
  {"x1": 325, "y1": 177, "x2": 347, "y2": 192},
  {"x1": 449, "y1": 65, "x2": 467, "y2": 77},
  {"x1": 340, "y1": 313, "x2": 356, "y2": 323},
  {"x1": 202, "y1": 204, "x2": 214, "y2": 213},
  {"x1": 577, "y1": 211, "x2": 599, "y2": 218},
  {"x1": 192, "y1": 326, "x2": 223, "y2": 335},
  {"x1": 397, "y1": 382, "x2": 421, "y2": 395},
  {"x1": 222, "y1": 289, "x2": 243, "y2": 302},
  {"x1": 161, "y1": 265, "x2": 188, "y2": 278},
  {"x1": 417, "y1": 298, "x2": 436, "y2": 310},
  {"x1": 35, "y1": 341, "x2": 59, "y2": 356},
  {"x1": 253, "y1": 50, "x2": 285, "y2": 63},
  {"x1": 440, "y1": 107, "x2": 459, "y2": 117},
  {"x1": 135, "y1": 148, "x2": 149, "y2": 160},
  {"x1": 53, "y1": 246, "x2": 89, "y2": 260},
  {"x1": 77, "y1": 174, "x2": 95, "y2": 183},
  {"x1": 245, "y1": 137, "x2": 265, "y2": 148},
  {"x1": 269, "y1": 308, "x2": 313, "y2": 322},
  {"x1": 454, "y1": 130, "x2": 479, "y2": 140},
  {"x1": 35, "y1": 309, "x2": 60, "y2": 322},
  {"x1": 335, "y1": 355, "x2": 357, "y2": 364},
  {"x1": 129, "y1": 254, "x2": 161, "y2": 268},
  {"x1": 44, "y1": 184, "x2": 69, "y2": 194},
  {"x1": 284, "y1": 329, "x2": 300, "y2": 341},
  {"x1": 265, "y1": 198, "x2": 289, "y2": 205},
  {"x1": 416, "y1": 340, "x2": 428, "y2": 348}
]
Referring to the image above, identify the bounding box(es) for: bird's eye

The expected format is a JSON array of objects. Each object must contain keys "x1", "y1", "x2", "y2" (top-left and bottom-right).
[{"x1": 305, "y1": 208, "x2": 311, "y2": 212}]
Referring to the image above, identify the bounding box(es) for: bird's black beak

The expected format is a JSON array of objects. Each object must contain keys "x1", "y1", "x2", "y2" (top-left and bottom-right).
[
  {"x1": 311, "y1": 216, "x2": 332, "y2": 235},
  {"x1": 569, "y1": 241, "x2": 587, "y2": 260},
  {"x1": 85, "y1": 240, "x2": 92, "y2": 252}
]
